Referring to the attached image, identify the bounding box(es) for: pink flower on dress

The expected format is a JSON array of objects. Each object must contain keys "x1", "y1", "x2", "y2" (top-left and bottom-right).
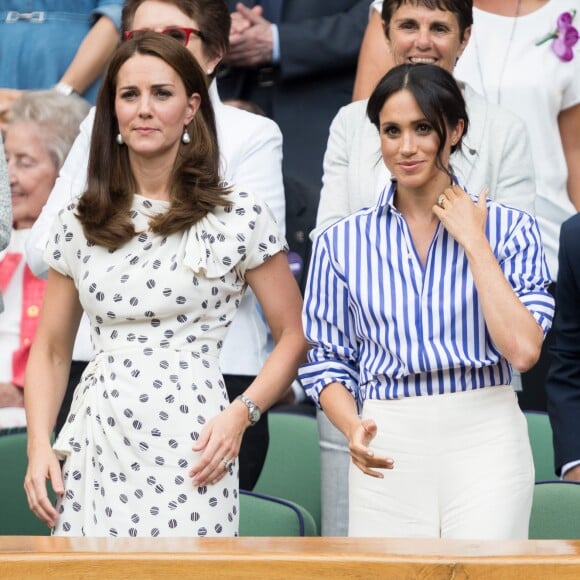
[{"x1": 536, "y1": 10, "x2": 579, "y2": 62}]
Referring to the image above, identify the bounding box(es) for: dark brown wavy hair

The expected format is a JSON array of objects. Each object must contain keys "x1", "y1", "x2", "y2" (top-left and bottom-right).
[{"x1": 76, "y1": 32, "x2": 230, "y2": 249}]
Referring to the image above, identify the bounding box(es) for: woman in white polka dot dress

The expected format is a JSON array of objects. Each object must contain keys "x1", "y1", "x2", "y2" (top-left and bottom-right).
[{"x1": 23, "y1": 33, "x2": 306, "y2": 538}]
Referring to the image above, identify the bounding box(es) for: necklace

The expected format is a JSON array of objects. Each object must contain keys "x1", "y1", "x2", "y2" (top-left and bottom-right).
[{"x1": 472, "y1": 0, "x2": 522, "y2": 104}]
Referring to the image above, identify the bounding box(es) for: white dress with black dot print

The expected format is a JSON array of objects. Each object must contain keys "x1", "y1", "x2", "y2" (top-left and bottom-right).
[{"x1": 44, "y1": 190, "x2": 286, "y2": 538}]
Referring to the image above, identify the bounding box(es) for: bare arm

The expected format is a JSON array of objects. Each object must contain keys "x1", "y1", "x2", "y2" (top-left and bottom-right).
[
  {"x1": 319, "y1": 382, "x2": 393, "y2": 478},
  {"x1": 59, "y1": 15, "x2": 120, "y2": 94},
  {"x1": 352, "y1": 10, "x2": 391, "y2": 101},
  {"x1": 24, "y1": 269, "x2": 83, "y2": 527},
  {"x1": 434, "y1": 186, "x2": 544, "y2": 371},
  {"x1": 242, "y1": 253, "x2": 309, "y2": 410},
  {"x1": 190, "y1": 252, "x2": 308, "y2": 486},
  {"x1": 559, "y1": 103, "x2": 580, "y2": 211}
]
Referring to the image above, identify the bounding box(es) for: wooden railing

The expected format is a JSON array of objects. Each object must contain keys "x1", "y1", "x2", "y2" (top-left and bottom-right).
[{"x1": 2, "y1": 536, "x2": 580, "y2": 579}]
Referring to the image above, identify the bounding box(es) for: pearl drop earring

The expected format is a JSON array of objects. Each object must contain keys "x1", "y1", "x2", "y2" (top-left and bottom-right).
[
  {"x1": 182, "y1": 128, "x2": 191, "y2": 144},
  {"x1": 116, "y1": 133, "x2": 124, "y2": 145}
]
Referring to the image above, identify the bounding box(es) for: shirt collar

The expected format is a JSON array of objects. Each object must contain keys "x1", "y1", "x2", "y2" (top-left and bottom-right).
[
  {"x1": 376, "y1": 180, "x2": 397, "y2": 214},
  {"x1": 208, "y1": 79, "x2": 220, "y2": 108},
  {"x1": 375, "y1": 175, "x2": 463, "y2": 214}
]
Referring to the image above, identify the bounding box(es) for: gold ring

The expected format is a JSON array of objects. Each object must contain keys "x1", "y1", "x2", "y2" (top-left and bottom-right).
[{"x1": 437, "y1": 194, "x2": 446, "y2": 208}]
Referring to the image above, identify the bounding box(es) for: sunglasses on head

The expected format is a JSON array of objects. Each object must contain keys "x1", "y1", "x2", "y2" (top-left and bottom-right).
[{"x1": 124, "y1": 27, "x2": 205, "y2": 45}]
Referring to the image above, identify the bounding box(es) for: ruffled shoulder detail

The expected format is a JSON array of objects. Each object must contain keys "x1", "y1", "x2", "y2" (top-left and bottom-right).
[
  {"x1": 44, "y1": 202, "x2": 84, "y2": 280},
  {"x1": 179, "y1": 190, "x2": 286, "y2": 279}
]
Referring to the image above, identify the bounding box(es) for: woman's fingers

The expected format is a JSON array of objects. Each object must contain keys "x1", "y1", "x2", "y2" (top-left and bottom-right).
[
  {"x1": 189, "y1": 416, "x2": 242, "y2": 487},
  {"x1": 351, "y1": 448, "x2": 394, "y2": 478},
  {"x1": 349, "y1": 420, "x2": 394, "y2": 479},
  {"x1": 191, "y1": 449, "x2": 236, "y2": 487},
  {"x1": 24, "y1": 448, "x2": 65, "y2": 527}
]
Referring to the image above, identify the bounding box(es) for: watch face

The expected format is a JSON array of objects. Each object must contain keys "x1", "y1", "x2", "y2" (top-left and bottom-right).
[
  {"x1": 249, "y1": 407, "x2": 261, "y2": 423},
  {"x1": 240, "y1": 395, "x2": 261, "y2": 424}
]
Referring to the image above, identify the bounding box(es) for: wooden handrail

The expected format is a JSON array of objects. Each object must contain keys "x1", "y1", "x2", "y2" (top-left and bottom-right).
[{"x1": 2, "y1": 537, "x2": 580, "y2": 579}]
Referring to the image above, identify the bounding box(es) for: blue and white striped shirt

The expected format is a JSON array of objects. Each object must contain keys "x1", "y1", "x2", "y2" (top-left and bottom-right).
[{"x1": 299, "y1": 181, "x2": 554, "y2": 406}]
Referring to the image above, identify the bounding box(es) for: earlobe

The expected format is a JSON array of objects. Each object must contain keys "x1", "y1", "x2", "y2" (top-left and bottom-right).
[
  {"x1": 457, "y1": 26, "x2": 472, "y2": 58},
  {"x1": 382, "y1": 20, "x2": 388, "y2": 36},
  {"x1": 206, "y1": 49, "x2": 224, "y2": 77},
  {"x1": 451, "y1": 119, "x2": 465, "y2": 146},
  {"x1": 382, "y1": 21, "x2": 392, "y2": 48}
]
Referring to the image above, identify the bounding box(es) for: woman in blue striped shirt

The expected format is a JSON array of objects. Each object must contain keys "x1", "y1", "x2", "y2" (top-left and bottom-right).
[{"x1": 300, "y1": 64, "x2": 554, "y2": 539}]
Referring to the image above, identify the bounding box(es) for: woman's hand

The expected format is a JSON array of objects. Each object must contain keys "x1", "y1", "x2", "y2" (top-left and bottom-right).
[
  {"x1": 433, "y1": 185, "x2": 489, "y2": 252},
  {"x1": 24, "y1": 442, "x2": 64, "y2": 528},
  {"x1": 348, "y1": 418, "x2": 394, "y2": 478},
  {"x1": 189, "y1": 401, "x2": 249, "y2": 487}
]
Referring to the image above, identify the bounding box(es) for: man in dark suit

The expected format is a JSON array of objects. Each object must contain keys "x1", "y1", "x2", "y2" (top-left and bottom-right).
[
  {"x1": 218, "y1": 0, "x2": 370, "y2": 192},
  {"x1": 546, "y1": 213, "x2": 580, "y2": 480},
  {"x1": 284, "y1": 174, "x2": 317, "y2": 294}
]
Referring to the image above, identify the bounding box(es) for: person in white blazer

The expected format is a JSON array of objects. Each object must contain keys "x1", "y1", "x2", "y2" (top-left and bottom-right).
[
  {"x1": 313, "y1": 0, "x2": 536, "y2": 537},
  {"x1": 25, "y1": 0, "x2": 285, "y2": 491}
]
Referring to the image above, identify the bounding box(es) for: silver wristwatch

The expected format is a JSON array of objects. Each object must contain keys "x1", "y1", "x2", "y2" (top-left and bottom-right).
[
  {"x1": 53, "y1": 82, "x2": 77, "y2": 96},
  {"x1": 236, "y1": 395, "x2": 261, "y2": 426}
]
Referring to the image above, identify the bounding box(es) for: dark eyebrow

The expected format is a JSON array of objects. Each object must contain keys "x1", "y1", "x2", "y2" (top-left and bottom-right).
[
  {"x1": 392, "y1": 17, "x2": 452, "y2": 28},
  {"x1": 393, "y1": 17, "x2": 418, "y2": 26},
  {"x1": 379, "y1": 118, "x2": 430, "y2": 128},
  {"x1": 429, "y1": 20, "x2": 451, "y2": 28},
  {"x1": 118, "y1": 83, "x2": 176, "y2": 90}
]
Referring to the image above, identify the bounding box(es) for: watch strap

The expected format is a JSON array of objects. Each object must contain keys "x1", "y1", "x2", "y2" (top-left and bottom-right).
[
  {"x1": 54, "y1": 82, "x2": 78, "y2": 96},
  {"x1": 236, "y1": 394, "x2": 261, "y2": 426}
]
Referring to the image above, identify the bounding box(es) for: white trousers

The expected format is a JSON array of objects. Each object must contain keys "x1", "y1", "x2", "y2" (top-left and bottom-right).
[{"x1": 349, "y1": 386, "x2": 534, "y2": 539}]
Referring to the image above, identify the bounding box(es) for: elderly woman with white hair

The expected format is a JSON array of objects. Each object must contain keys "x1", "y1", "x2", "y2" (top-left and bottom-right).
[{"x1": 0, "y1": 90, "x2": 89, "y2": 428}]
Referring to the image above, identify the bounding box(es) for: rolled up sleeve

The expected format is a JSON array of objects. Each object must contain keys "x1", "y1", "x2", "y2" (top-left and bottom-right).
[{"x1": 299, "y1": 234, "x2": 360, "y2": 407}]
